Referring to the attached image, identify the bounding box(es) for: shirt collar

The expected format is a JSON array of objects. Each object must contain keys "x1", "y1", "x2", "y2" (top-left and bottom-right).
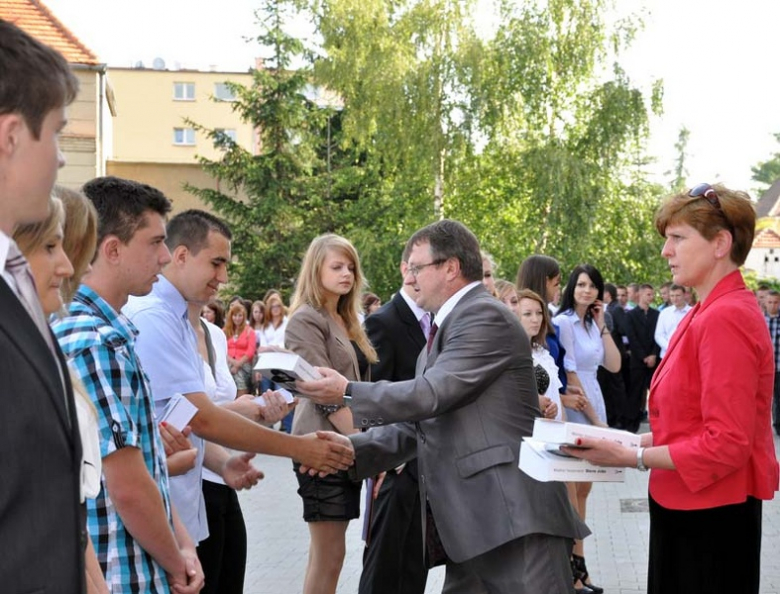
[
  {"x1": 399, "y1": 286, "x2": 429, "y2": 322},
  {"x1": 73, "y1": 284, "x2": 138, "y2": 343},
  {"x1": 154, "y1": 274, "x2": 189, "y2": 321},
  {"x1": 434, "y1": 281, "x2": 482, "y2": 327}
]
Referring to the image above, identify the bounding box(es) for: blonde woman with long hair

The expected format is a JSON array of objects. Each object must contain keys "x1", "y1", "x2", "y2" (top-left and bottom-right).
[
  {"x1": 285, "y1": 234, "x2": 377, "y2": 594},
  {"x1": 15, "y1": 192, "x2": 108, "y2": 594}
]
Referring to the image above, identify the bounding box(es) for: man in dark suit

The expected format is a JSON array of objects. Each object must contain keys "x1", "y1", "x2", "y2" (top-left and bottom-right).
[
  {"x1": 0, "y1": 20, "x2": 84, "y2": 593},
  {"x1": 599, "y1": 282, "x2": 628, "y2": 427},
  {"x1": 359, "y1": 251, "x2": 429, "y2": 594},
  {"x1": 300, "y1": 220, "x2": 588, "y2": 594},
  {"x1": 623, "y1": 283, "x2": 660, "y2": 432}
]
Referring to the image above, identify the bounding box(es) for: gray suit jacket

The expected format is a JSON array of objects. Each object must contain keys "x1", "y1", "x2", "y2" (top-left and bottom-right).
[{"x1": 350, "y1": 284, "x2": 588, "y2": 563}]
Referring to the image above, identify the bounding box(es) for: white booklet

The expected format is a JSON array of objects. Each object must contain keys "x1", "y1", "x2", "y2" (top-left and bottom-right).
[
  {"x1": 254, "y1": 352, "x2": 322, "y2": 393},
  {"x1": 254, "y1": 387, "x2": 295, "y2": 406},
  {"x1": 159, "y1": 393, "x2": 198, "y2": 431}
]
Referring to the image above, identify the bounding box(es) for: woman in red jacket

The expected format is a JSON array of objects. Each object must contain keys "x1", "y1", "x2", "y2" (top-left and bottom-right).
[
  {"x1": 565, "y1": 183, "x2": 779, "y2": 594},
  {"x1": 224, "y1": 301, "x2": 257, "y2": 395}
]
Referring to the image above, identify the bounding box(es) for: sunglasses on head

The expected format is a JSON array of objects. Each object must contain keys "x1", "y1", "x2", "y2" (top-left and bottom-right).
[{"x1": 688, "y1": 183, "x2": 722, "y2": 210}]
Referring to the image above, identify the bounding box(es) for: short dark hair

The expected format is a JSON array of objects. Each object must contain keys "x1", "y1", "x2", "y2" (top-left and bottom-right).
[
  {"x1": 604, "y1": 282, "x2": 617, "y2": 301},
  {"x1": 768, "y1": 290, "x2": 780, "y2": 298},
  {"x1": 406, "y1": 219, "x2": 482, "y2": 282},
  {"x1": 81, "y1": 176, "x2": 171, "y2": 245},
  {"x1": 165, "y1": 209, "x2": 232, "y2": 254},
  {"x1": 559, "y1": 263, "x2": 605, "y2": 326},
  {"x1": 670, "y1": 284, "x2": 684, "y2": 292},
  {"x1": 0, "y1": 20, "x2": 79, "y2": 138},
  {"x1": 640, "y1": 283, "x2": 654, "y2": 291}
]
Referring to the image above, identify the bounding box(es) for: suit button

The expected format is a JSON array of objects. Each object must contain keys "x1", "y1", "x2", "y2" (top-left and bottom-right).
[
  {"x1": 361, "y1": 419, "x2": 369, "y2": 426},
  {"x1": 420, "y1": 433, "x2": 426, "y2": 443},
  {"x1": 369, "y1": 419, "x2": 377, "y2": 426},
  {"x1": 376, "y1": 418, "x2": 384, "y2": 425}
]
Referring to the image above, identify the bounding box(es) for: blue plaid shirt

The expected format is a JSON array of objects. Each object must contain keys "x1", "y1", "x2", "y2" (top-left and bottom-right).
[{"x1": 53, "y1": 285, "x2": 172, "y2": 594}]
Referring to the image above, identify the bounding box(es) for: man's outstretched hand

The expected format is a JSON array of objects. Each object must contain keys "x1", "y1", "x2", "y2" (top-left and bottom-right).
[{"x1": 297, "y1": 431, "x2": 355, "y2": 477}]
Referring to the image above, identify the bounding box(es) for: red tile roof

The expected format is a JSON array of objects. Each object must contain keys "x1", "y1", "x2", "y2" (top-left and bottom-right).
[
  {"x1": 754, "y1": 228, "x2": 780, "y2": 249},
  {"x1": 0, "y1": 0, "x2": 100, "y2": 65}
]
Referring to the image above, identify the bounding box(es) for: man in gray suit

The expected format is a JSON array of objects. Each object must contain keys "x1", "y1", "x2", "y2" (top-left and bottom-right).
[{"x1": 299, "y1": 219, "x2": 588, "y2": 593}]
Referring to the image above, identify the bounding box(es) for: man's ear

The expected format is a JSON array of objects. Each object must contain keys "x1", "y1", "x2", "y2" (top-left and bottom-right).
[
  {"x1": 99, "y1": 235, "x2": 122, "y2": 265},
  {"x1": 0, "y1": 113, "x2": 25, "y2": 158},
  {"x1": 170, "y1": 244, "x2": 189, "y2": 267}
]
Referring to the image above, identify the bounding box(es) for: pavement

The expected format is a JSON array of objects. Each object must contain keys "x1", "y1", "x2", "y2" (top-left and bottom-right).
[{"x1": 239, "y1": 427, "x2": 780, "y2": 593}]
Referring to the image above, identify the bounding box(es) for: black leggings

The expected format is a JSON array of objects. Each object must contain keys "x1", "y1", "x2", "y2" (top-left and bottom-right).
[{"x1": 197, "y1": 480, "x2": 247, "y2": 594}]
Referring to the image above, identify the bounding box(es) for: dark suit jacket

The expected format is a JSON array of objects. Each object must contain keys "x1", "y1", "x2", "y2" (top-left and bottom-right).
[
  {"x1": 626, "y1": 305, "x2": 661, "y2": 365},
  {"x1": 365, "y1": 291, "x2": 426, "y2": 382},
  {"x1": 350, "y1": 284, "x2": 588, "y2": 563},
  {"x1": 0, "y1": 280, "x2": 84, "y2": 593}
]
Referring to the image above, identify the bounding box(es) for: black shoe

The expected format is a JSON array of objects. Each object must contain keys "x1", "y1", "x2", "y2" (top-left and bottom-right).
[{"x1": 572, "y1": 554, "x2": 604, "y2": 594}]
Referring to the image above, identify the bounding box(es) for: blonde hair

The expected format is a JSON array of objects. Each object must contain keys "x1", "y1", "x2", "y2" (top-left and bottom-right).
[
  {"x1": 13, "y1": 196, "x2": 65, "y2": 256},
  {"x1": 494, "y1": 279, "x2": 517, "y2": 304},
  {"x1": 55, "y1": 185, "x2": 98, "y2": 303},
  {"x1": 290, "y1": 234, "x2": 377, "y2": 363},
  {"x1": 264, "y1": 292, "x2": 288, "y2": 329}
]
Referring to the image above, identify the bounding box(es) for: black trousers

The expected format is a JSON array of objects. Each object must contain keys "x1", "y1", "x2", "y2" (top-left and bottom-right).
[
  {"x1": 197, "y1": 480, "x2": 247, "y2": 594},
  {"x1": 623, "y1": 363, "x2": 654, "y2": 432},
  {"x1": 648, "y1": 494, "x2": 762, "y2": 594},
  {"x1": 359, "y1": 460, "x2": 428, "y2": 594}
]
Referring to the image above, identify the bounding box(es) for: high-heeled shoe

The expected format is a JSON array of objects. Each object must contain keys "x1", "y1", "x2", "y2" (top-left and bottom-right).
[
  {"x1": 571, "y1": 557, "x2": 594, "y2": 593},
  {"x1": 572, "y1": 554, "x2": 604, "y2": 594}
]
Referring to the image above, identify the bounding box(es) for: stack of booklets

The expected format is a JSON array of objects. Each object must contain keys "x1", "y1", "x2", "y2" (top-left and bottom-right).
[
  {"x1": 519, "y1": 418, "x2": 641, "y2": 483},
  {"x1": 254, "y1": 351, "x2": 322, "y2": 394}
]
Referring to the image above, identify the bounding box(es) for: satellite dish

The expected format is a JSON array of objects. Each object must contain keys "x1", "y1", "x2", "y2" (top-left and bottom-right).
[
  {"x1": 134, "y1": 60, "x2": 145, "y2": 69},
  {"x1": 152, "y1": 57, "x2": 166, "y2": 70}
]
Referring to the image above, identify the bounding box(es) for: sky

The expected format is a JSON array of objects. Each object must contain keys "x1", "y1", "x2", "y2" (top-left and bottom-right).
[{"x1": 44, "y1": 0, "x2": 780, "y2": 198}]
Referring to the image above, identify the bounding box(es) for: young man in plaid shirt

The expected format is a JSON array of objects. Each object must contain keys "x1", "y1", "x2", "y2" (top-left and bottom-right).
[{"x1": 54, "y1": 177, "x2": 203, "y2": 593}]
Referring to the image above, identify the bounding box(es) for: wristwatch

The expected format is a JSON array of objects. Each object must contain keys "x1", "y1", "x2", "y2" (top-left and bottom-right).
[
  {"x1": 636, "y1": 447, "x2": 649, "y2": 472},
  {"x1": 343, "y1": 381, "x2": 353, "y2": 407}
]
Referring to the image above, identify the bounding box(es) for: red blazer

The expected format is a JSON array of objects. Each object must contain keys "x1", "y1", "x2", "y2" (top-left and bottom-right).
[
  {"x1": 226, "y1": 325, "x2": 257, "y2": 362},
  {"x1": 649, "y1": 270, "x2": 779, "y2": 510}
]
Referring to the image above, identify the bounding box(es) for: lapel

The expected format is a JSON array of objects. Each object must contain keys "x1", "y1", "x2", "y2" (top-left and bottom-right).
[
  {"x1": 651, "y1": 302, "x2": 698, "y2": 391},
  {"x1": 392, "y1": 292, "x2": 426, "y2": 351},
  {"x1": 325, "y1": 311, "x2": 360, "y2": 380},
  {"x1": 0, "y1": 279, "x2": 72, "y2": 434}
]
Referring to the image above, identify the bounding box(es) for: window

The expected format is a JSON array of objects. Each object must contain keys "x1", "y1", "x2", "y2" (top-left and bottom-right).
[
  {"x1": 173, "y1": 128, "x2": 195, "y2": 146},
  {"x1": 173, "y1": 82, "x2": 195, "y2": 101},
  {"x1": 214, "y1": 82, "x2": 236, "y2": 101},
  {"x1": 215, "y1": 128, "x2": 237, "y2": 142}
]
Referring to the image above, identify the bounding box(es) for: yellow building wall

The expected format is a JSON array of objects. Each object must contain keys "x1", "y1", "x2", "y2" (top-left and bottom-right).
[
  {"x1": 108, "y1": 68, "x2": 255, "y2": 164},
  {"x1": 106, "y1": 161, "x2": 248, "y2": 215},
  {"x1": 58, "y1": 69, "x2": 100, "y2": 189}
]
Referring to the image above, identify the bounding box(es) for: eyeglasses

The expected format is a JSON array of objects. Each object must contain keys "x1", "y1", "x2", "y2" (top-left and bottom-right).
[
  {"x1": 406, "y1": 259, "x2": 446, "y2": 277},
  {"x1": 688, "y1": 183, "x2": 722, "y2": 210}
]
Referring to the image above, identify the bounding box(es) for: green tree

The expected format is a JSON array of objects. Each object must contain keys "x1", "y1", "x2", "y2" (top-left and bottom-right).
[
  {"x1": 667, "y1": 125, "x2": 690, "y2": 192},
  {"x1": 446, "y1": 0, "x2": 668, "y2": 284},
  {"x1": 188, "y1": 0, "x2": 341, "y2": 300},
  {"x1": 751, "y1": 132, "x2": 780, "y2": 197}
]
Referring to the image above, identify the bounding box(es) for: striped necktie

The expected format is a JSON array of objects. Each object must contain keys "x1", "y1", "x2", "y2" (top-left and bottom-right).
[{"x1": 6, "y1": 242, "x2": 56, "y2": 353}]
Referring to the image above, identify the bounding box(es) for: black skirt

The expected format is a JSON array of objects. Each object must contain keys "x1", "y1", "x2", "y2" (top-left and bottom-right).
[
  {"x1": 648, "y1": 493, "x2": 762, "y2": 594},
  {"x1": 293, "y1": 462, "x2": 362, "y2": 522}
]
